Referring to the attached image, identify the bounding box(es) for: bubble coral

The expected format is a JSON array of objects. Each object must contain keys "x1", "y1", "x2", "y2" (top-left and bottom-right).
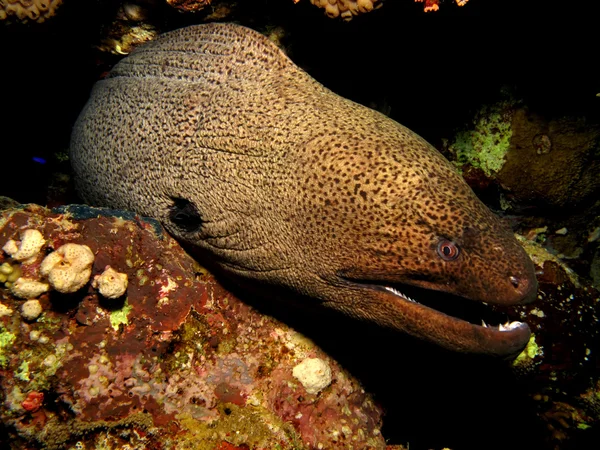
[
  {"x1": 0, "y1": 0, "x2": 63, "y2": 23},
  {"x1": 40, "y1": 243, "x2": 95, "y2": 294},
  {"x1": 92, "y1": 266, "x2": 128, "y2": 299}
]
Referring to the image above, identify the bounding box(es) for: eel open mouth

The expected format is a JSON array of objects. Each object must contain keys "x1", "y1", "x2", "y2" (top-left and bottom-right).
[{"x1": 339, "y1": 277, "x2": 531, "y2": 358}]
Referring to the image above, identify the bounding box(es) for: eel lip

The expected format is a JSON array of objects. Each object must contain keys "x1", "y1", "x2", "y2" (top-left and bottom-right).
[{"x1": 340, "y1": 278, "x2": 531, "y2": 357}]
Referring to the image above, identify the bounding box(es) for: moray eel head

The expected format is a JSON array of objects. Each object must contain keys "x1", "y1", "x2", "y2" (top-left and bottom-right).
[{"x1": 292, "y1": 125, "x2": 537, "y2": 358}]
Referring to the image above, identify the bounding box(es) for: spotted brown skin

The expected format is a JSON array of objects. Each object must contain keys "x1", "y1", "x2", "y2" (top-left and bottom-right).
[{"x1": 70, "y1": 23, "x2": 537, "y2": 356}]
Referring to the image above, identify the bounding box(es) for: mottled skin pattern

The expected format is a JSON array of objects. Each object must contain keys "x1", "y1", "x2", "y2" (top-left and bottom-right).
[{"x1": 71, "y1": 23, "x2": 537, "y2": 356}]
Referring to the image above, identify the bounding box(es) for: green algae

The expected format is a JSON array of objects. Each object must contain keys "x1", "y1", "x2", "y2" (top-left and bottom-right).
[
  {"x1": 109, "y1": 299, "x2": 133, "y2": 331},
  {"x1": 512, "y1": 333, "x2": 543, "y2": 369},
  {"x1": 449, "y1": 95, "x2": 518, "y2": 177},
  {"x1": 26, "y1": 412, "x2": 154, "y2": 450},
  {"x1": 15, "y1": 360, "x2": 30, "y2": 382},
  {"x1": 176, "y1": 403, "x2": 306, "y2": 450},
  {"x1": 0, "y1": 325, "x2": 16, "y2": 368},
  {"x1": 163, "y1": 310, "x2": 210, "y2": 374}
]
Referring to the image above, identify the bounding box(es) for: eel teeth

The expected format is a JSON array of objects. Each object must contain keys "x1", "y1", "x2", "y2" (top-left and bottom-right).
[
  {"x1": 498, "y1": 321, "x2": 523, "y2": 331},
  {"x1": 384, "y1": 286, "x2": 416, "y2": 303},
  {"x1": 482, "y1": 320, "x2": 524, "y2": 331}
]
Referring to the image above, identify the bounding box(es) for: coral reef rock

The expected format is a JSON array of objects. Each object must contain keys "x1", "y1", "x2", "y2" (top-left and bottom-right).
[
  {"x1": 0, "y1": 203, "x2": 386, "y2": 449},
  {"x1": 491, "y1": 238, "x2": 600, "y2": 449},
  {"x1": 499, "y1": 110, "x2": 600, "y2": 210},
  {"x1": 446, "y1": 94, "x2": 600, "y2": 211}
]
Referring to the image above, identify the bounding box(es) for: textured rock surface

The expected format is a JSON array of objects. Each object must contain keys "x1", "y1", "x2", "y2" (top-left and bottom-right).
[
  {"x1": 491, "y1": 239, "x2": 600, "y2": 449},
  {"x1": 0, "y1": 204, "x2": 386, "y2": 449}
]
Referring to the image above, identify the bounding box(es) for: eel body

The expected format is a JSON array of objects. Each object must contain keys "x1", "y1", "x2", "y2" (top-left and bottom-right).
[{"x1": 70, "y1": 23, "x2": 537, "y2": 357}]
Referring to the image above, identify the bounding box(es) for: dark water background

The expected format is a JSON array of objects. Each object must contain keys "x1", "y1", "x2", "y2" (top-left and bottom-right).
[{"x1": 1, "y1": 0, "x2": 597, "y2": 206}]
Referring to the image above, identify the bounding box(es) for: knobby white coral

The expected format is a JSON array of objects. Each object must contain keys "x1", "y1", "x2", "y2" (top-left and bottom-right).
[
  {"x1": 2, "y1": 229, "x2": 45, "y2": 264},
  {"x1": 11, "y1": 277, "x2": 49, "y2": 299},
  {"x1": 92, "y1": 266, "x2": 128, "y2": 299},
  {"x1": 40, "y1": 243, "x2": 95, "y2": 293},
  {"x1": 292, "y1": 358, "x2": 332, "y2": 394}
]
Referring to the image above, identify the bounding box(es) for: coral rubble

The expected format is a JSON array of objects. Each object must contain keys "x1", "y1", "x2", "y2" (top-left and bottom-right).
[{"x1": 0, "y1": 203, "x2": 385, "y2": 449}]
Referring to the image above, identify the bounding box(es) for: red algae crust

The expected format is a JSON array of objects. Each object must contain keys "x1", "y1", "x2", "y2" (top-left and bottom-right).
[{"x1": 0, "y1": 204, "x2": 385, "y2": 449}]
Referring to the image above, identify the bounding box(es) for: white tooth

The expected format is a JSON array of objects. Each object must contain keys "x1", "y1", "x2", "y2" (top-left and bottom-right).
[
  {"x1": 498, "y1": 321, "x2": 524, "y2": 332},
  {"x1": 384, "y1": 286, "x2": 416, "y2": 303},
  {"x1": 481, "y1": 320, "x2": 488, "y2": 328}
]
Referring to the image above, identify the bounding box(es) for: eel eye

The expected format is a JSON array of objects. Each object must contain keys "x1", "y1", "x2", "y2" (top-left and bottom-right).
[
  {"x1": 437, "y1": 239, "x2": 460, "y2": 261},
  {"x1": 169, "y1": 197, "x2": 203, "y2": 232}
]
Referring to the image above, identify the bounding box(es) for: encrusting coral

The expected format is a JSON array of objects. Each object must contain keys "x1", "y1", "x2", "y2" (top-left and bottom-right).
[{"x1": 0, "y1": 0, "x2": 63, "y2": 23}]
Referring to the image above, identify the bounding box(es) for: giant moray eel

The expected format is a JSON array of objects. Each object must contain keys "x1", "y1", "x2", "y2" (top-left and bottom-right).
[{"x1": 70, "y1": 23, "x2": 537, "y2": 357}]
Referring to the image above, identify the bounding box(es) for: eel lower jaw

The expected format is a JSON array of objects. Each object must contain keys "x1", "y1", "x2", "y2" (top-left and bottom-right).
[
  {"x1": 382, "y1": 285, "x2": 527, "y2": 334},
  {"x1": 340, "y1": 280, "x2": 531, "y2": 358}
]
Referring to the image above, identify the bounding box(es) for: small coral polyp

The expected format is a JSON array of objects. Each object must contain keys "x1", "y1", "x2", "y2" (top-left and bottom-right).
[
  {"x1": 92, "y1": 266, "x2": 128, "y2": 299},
  {"x1": 292, "y1": 357, "x2": 332, "y2": 395},
  {"x1": 0, "y1": 0, "x2": 63, "y2": 23},
  {"x1": 20, "y1": 299, "x2": 43, "y2": 321}
]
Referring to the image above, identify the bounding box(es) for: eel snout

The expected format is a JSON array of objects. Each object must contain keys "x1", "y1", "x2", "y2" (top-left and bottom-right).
[{"x1": 506, "y1": 270, "x2": 538, "y2": 305}]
